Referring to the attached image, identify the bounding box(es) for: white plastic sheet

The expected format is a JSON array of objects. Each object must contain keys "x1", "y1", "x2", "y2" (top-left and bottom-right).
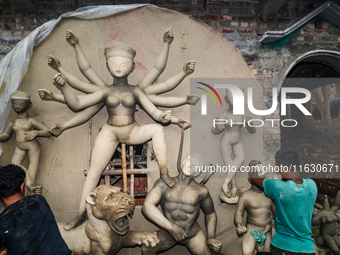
[{"x1": 0, "y1": 4, "x2": 149, "y2": 155}]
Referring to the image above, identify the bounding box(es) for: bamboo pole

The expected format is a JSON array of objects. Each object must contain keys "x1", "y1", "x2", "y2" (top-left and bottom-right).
[
  {"x1": 104, "y1": 175, "x2": 110, "y2": 185},
  {"x1": 103, "y1": 169, "x2": 147, "y2": 175},
  {"x1": 130, "y1": 145, "x2": 135, "y2": 197},
  {"x1": 84, "y1": 169, "x2": 147, "y2": 176},
  {"x1": 147, "y1": 142, "x2": 152, "y2": 165},
  {"x1": 122, "y1": 143, "x2": 127, "y2": 193}
]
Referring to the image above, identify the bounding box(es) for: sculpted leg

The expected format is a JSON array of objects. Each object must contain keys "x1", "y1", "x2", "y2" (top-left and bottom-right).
[
  {"x1": 328, "y1": 235, "x2": 340, "y2": 255},
  {"x1": 333, "y1": 235, "x2": 340, "y2": 249},
  {"x1": 65, "y1": 125, "x2": 119, "y2": 230},
  {"x1": 11, "y1": 146, "x2": 26, "y2": 166},
  {"x1": 220, "y1": 140, "x2": 233, "y2": 197},
  {"x1": 128, "y1": 124, "x2": 175, "y2": 187},
  {"x1": 27, "y1": 142, "x2": 42, "y2": 194},
  {"x1": 323, "y1": 235, "x2": 340, "y2": 255},
  {"x1": 141, "y1": 230, "x2": 176, "y2": 255},
  {"x1": 315, "y1": 235, "x2": 325, "y2": 247},
  {"x1": 230, "y1": 178, "x2": 238, "y2": 198},
  {"x1": 185, "y1": 230, "x2": 211, "y2": 255},
  {"x1": 221, "y1": 141, "x2": 245, "y2": 198},
  {"x1": 12, "y1": 147, "x2": 35, "y2": 193},
  {"x1": 261, "y1": 230, "x2": 272, "y2": 252},
  {"x1": 90, "y1": 241, "x2": 109, "y2": 255},
  {"x1": 241, "y1": 229, "x2": 256, "y2": 255},
  {"x1": 230, "y1": 142, "x2": 245, "y2": 196}
]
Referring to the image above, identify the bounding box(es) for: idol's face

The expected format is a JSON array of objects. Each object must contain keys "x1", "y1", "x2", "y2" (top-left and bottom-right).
[
  {"x1": 11, "y1": 99, "x2": 31, "y2": 113},
  {"x1": 107, "y1": 56, "x2": 134, "y2": 78}
]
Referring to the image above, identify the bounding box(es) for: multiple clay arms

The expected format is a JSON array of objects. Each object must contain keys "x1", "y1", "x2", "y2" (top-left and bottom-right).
[
  {"x1": 38, "y1": 28, "x2": 198, "y2": 231},
  {"x1": 211, "y1": 89, "x2": 256, "y2": 204},
  {"x1": 0, "y1": 91, "x2": 51, "y2": 195},
  {"x1": 38, "y1": 29, "x2": 199, "y2": 135}
]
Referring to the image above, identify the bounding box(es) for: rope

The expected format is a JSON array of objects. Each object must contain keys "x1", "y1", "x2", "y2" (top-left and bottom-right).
[{"x1": 177, "y1": 125, "x2": 185, "y2": 172}]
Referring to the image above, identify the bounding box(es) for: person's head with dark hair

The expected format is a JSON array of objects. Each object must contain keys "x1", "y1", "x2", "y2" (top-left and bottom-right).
[
  {"x1": 275, "y1": 148, "x2": 300, "y2": 171},
  {"x1": 0, "y1": 164, "x2": 26, "y2": 198}
]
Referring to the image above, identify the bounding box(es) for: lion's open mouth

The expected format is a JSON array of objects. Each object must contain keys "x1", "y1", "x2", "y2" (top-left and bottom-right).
[
  {"x1": 115, "y1": 215, "x2": 129, "y2": 230},
  {"x1": 114, "y1": 210, "x2": 133, "y2": 233}
]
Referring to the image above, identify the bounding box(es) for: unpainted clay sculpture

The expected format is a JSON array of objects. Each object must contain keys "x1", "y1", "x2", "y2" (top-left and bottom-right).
[
  {"x1": 38, "y1": 29, "x2": 198, "y2": 130},
  {"x1": 313, "y1": 191, "x2": 340, "y2": 255},
  {"x1": 0, "y1": 91, "x2": 51, "y2": 194},
  {"x1": 211, "y1": 89, "x2": 256, "y2": 204},
  {"x1": 40, "y1": 29, "x2": 196, "y2": 230},
  {"x1": 59, "y1": 185, "x2": 160, "y2": 255},
  {"x1": 141, "y1": 155, "x2": 222, "y2": 255},
  {"x1": 234, "y1": 160, "x2": 274, "y2": 255}
]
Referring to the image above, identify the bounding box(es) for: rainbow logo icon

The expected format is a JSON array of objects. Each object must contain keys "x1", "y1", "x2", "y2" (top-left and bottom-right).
[{"x1": 196, "y1": 82, "x2": 222, "y2": 106}]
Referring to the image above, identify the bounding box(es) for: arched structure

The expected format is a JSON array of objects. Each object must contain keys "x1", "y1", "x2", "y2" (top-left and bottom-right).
[{"x1": 276, "y1": 50, "x2": 340, "y2": 92}]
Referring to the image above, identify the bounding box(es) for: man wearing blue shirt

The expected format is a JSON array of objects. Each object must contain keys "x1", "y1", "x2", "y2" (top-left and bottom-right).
[{"x1": 249, "y1": 148, "x2": 317, "y2": 255}]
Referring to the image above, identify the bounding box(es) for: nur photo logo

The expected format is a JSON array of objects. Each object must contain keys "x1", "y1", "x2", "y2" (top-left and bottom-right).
[
  {"x1": 196, "y1": 82, "x2": 223, "y2": 111},
  {"x1": 195, "y1": 80, "x2": 312, "y2": 128}
]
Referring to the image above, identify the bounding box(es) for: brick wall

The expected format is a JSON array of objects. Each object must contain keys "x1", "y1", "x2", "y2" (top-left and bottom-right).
[
  {"x1": 1, "y1": 0, "x2": 340, "y2": 166},
  {"x1": 281, "y1": 113, "x2": 340, "y2": 196},
  {"x1": 99, "y1": 174, "x2": 148, "y2": 205}
]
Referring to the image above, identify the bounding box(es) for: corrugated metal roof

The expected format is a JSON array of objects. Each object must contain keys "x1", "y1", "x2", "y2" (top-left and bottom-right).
[{"x1": 259, "y1": 1, "x2": 340, "y2": 44}]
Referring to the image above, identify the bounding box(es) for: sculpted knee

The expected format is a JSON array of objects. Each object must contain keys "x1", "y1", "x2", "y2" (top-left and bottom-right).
[{"x1": 153, "y1": 124, "x2": 164, "y2": 134}]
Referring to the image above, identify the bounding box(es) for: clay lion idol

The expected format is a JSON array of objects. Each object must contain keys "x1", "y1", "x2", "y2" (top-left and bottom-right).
[
  {"x1": 142, "y1": 155, "x2": 222, "y2": 255},
  {"x1": 39, "y1": 29, "x2": 197, "y2": 230},
  {"x1": 59, "y1": 185, "x2": 159, "y2": 255},
  {"x1": 0, "y1": 91, "x2": 51, "y2": 194}
]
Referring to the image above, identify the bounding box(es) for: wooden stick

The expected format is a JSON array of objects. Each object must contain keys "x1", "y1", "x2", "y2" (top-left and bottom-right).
[
  {"x1": 104, "y1": 175, "x2": 110, "y2": 185},
  {"x1": 130, "y1": 145, "x2": 135, "y2": 197},
  {"x1": 83, "y1": 166, "x2": 147, "y2": 176},
  {"x1": 122, "y1": 143, "x2": 127, "y2": 193},
  {"x1": 103, "y1": 169, "x2": 147, "y2": 175}
]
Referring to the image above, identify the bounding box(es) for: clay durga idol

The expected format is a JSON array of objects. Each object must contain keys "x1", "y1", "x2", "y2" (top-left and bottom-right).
[{"x1": 39, "y1": 28, "x2": 197, "y2": 230}]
